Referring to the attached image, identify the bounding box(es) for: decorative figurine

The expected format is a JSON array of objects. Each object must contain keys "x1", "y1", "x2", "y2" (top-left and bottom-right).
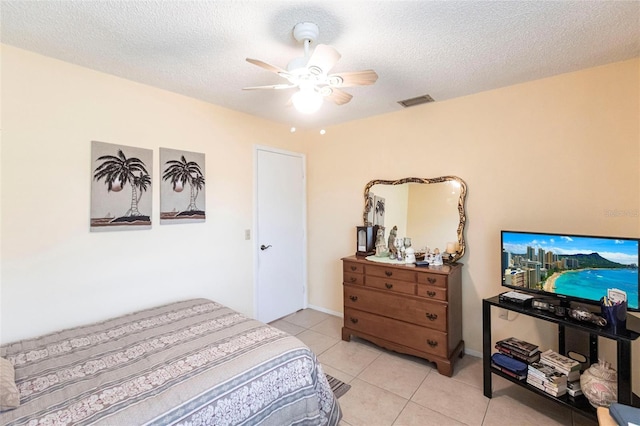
[
  {"x1": 387, "y1": 226, "x2": 398, "y2": 259},
  {"x1": 431, "y1": 248, "x2": 443, "y2": 266},
  {"x1": 398, "y1": 238, "x2": 405, "y2": 261},
  {"x1": 393, "y1": 237, "x2": 403, "y2": 261},
  {"x1": 568, "y1": 306, "x2": 607, "y2": 327},
  {"x1": 404, "y1": 238, "x2": 416, "y2": 264},
  {"x1": 375, "y1": 227, "x2": 388, "y2": 257}
]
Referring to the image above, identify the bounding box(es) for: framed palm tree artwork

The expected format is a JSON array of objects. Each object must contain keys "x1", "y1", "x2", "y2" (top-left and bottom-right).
[
  {"x1": 366, "y1": 192, "x2": 375, "y2": 225},
  {"x1": 159, "y1": 148, "x2": 206, "y2": 224},
  {"x1": 91, "y1": 141, "x2": 152, "y2": 231},
  {"x1": 373, "y1": 195, "x2": 385, "y2": 227}
]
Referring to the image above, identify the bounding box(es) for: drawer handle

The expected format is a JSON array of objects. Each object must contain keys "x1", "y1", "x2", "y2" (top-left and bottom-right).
[
  {"x1": 425, "y1": 313, "x2": 438, "y2": 321},
  {"x1": 385, "y1": 271, "x2": 393, "y2": 277},
  {"x1": 426, "y1": 290, "x2": 436, "y2": 297},
  {"x1": 349, "y1": 295, "x2": 358, "y2": 302},
  {"x1": 350, "y1": 266, "x2": 357, "y2": 271},
  {"x1": 427, "y1": 277, "x2": 437, "y2": 284},
  {"x1": 350, "y1": 317, "x2": 359, "y2": 324},
  {"x1": 349, "y1": 276, "x2": 357, "y2": 283},
  {"x1": 385, "y1": 283, "x2": 393, "y2": 289},
  {"x1": 427, "y1": 339, "x2": 438, "y2": 348}
]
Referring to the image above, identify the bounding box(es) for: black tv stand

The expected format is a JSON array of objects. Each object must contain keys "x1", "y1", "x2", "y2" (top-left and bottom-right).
[
  {"x1": 555, "y1": 298, "x2": 572, "y2": 309},
  {"x1": 483, "y1": 295, "x2": 640, "y2": 419}
]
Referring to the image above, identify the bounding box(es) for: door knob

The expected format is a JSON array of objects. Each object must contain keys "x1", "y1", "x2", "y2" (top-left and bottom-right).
[{"x1": 260, "y1": 244, "x2": 272, "y2": 251}]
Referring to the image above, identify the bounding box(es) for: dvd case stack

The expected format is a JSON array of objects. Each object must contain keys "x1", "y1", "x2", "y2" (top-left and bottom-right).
[
  {"x1": 539, "y1": 349, "x2": 581, "y2": 382},
  {"x1": 495, "y1": 337, "x2": 541, "y2": 364},
  {"x1": 491, "y1": 353, "x2": 528, "y2": 380},
  {"x1": 527, "y1": 362, "x2": 568, "y2": 397}
]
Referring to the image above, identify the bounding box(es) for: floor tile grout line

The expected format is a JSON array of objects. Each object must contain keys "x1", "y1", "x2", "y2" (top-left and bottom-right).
[
  {"x1": 405, "y1": 369, "x2": 484, "y2": 426},
  {"x1": 390, "y1": 398, "x2": 412, "y2": 426}
]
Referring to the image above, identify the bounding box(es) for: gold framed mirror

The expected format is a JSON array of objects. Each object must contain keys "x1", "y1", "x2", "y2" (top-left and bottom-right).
[{"x1": 363, "y1": 176, "x2": 467, "y2": 262}]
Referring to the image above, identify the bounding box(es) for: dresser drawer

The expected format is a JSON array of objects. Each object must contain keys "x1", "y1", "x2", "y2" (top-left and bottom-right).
[
  {"x1": 366, "y1": 264, "x2": 416, "y2": 282},
  {"x1": 417, "y1": 273, "x2": 447, "y2": 288},
  {"x1": 344, "y1": 285, "x2": 447, "y2": 332},
  {"x1": 416, "y1": 284, "x2": 447, "y2": 301},
  {"x1": 344, "y1": 307, "x2": 448, "y2": 358},
  {"x1": 366, "y1": 276, "x2": 415, "y2": 295},
  {"x1": 343, "y1": 272, "x2": 364, "y2": 285},
  {"x1": 343, "y1": 261, "x2": 364, "y2": 274}
]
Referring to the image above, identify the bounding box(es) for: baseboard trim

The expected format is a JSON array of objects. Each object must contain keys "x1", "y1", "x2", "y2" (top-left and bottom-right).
[
  {"x1": 465, "y1": 348, "x2": 482, "y2": 358},
  {"x1": 307, "y1": 304, "x2": 343, "y2": 318}
]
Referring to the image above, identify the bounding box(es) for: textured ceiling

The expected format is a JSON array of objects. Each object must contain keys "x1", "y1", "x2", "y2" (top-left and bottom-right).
[{"x1": 2, "y1": 1, "x2": 639, "y2": 129}]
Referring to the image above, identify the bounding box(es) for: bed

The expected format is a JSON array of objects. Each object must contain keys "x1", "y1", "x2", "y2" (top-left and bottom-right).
[{"x1": 0, "y1": 298, "x2": 342, "y2": 425}]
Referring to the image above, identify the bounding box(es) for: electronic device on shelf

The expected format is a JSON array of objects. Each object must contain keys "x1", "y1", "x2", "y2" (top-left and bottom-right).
[
  {"x1": 499, "y1": 291, "x2": 533, "y2": 307},
  {"x1": 531, "y1": 298, "x2": 553, "y2": 311},
  {"x1": 501, "y1": 230, "x2": 639, "y2": 312}
]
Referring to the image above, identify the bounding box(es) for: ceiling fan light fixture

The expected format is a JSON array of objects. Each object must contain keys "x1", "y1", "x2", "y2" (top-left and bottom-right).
[
  {"x1": 244, "y1": 21, "x2": 377, "y2": 111},
  {"x1": 292, "y1": 87, "x2": 323, "y2": 114}
]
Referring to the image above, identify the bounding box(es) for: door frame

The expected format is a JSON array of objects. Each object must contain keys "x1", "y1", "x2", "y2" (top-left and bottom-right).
[{"x1": 253, "y1": 145, "x2": 308, "y2": 321}]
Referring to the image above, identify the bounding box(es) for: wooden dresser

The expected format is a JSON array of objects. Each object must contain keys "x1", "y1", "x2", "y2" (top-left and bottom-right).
[{"x1": 341, "y1": 255, "x2": 464, "y2": 376}]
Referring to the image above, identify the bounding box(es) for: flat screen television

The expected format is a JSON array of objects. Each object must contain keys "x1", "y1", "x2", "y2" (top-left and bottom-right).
[{"x1": 501, "y1": 230, "x2": 639, "y2": 311}]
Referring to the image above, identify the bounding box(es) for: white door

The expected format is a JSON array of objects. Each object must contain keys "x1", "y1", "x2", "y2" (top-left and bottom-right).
[{"x1": 254, "y1": 147, "x2": 306, "y2": 323}]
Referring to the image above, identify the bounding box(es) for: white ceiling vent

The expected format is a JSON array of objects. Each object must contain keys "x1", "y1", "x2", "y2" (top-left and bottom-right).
[{"x1": 397, "y1": 94, "x2": 435, "y2": 108}]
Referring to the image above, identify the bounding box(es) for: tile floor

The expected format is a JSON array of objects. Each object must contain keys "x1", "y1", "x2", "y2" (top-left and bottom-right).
[{"x1": 270, "y1": 309, "x2": 598, "y2": 426}]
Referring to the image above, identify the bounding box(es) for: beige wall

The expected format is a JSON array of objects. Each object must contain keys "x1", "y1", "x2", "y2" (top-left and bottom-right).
[
  {"x1": 306, "y1": 58, "x2": 640, "y2": 386},
  {"x1": 0, "y1": 45, "x2": 304, "y2": 342}
]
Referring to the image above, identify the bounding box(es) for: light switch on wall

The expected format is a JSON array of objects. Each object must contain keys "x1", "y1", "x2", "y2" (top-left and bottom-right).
[{"x1": 245, "y1": 229, "x2": 251, "y2": 240}]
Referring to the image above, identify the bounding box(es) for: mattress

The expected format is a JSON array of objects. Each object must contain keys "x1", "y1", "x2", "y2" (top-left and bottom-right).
[{"x1": 0, "y1": 299, "x2": 341, "y2": 425}]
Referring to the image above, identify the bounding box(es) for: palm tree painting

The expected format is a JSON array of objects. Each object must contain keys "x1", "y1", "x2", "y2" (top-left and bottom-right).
[
  {"x1": 160, "y1": 148, "x2": 206, "y2": 224},
  {"x1": 366, "y1": 192, "x2": 375, "y2": 225},
  {"x1": 90, "y1": 141, "x2": 152, "y2": 231},
  {"x1": 374, "y1": 195, "x2": 385, "y2": 227}
]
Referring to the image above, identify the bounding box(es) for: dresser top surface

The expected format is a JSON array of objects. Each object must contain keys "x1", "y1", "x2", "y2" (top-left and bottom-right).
[{"x1": 342, "y1": 255, "x2": 462, "y2": 275}]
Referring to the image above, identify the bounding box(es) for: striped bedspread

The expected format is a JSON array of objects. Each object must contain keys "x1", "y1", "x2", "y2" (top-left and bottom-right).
[{"x1": 0, "y1": 299, "x2": 341, "y2": 425}]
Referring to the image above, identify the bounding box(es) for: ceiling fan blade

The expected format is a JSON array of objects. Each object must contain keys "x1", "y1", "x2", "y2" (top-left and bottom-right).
[
  {"x1": 243, "y1": 84, "x2": 297, "y2": 90},
  {"x1": 306, "y1": 44, "x2": 341, "y2": 74},
  {"x1": 246, "y1": 58, "x2": 289, "y2": 76},
  {"x1": 328, "y1": 70, "x2": 379, "y2": 87},
  {"x1": 325, "y1": 88, "x2": 353, "y2": 105}
]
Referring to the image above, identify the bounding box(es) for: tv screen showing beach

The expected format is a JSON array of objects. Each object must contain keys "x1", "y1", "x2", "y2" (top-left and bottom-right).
[{"x1": 501, "y1": 231, "x2": 639, "y2": 310}]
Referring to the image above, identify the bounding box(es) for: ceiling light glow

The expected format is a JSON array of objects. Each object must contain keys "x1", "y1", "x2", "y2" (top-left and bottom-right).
[{"x1": 292, "y1": 87, "x2": 323, "y2": 114}]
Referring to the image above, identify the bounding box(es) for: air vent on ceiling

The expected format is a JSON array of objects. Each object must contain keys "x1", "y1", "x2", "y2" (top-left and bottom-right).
[{"x1": 397, "y1": 94, "x2": 435, "y2": 108}]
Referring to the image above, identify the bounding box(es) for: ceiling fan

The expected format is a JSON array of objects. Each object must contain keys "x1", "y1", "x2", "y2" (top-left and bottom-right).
[{"x1": 243, "y1": 22, "x2": 378, "y2": 114}]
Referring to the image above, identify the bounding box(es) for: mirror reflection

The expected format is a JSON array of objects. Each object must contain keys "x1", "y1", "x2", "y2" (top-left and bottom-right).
[{"x1": 363, "y1": 176, "x2": 467, "y2": 262}]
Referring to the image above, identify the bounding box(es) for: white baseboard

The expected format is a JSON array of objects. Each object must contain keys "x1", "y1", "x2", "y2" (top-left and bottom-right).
[
  {"x1": 464, "y1": 348, "x2": 482, "y2": 358},
  {"x1": 307, "y1": 304, "x2": 343, "y2": 318}
]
